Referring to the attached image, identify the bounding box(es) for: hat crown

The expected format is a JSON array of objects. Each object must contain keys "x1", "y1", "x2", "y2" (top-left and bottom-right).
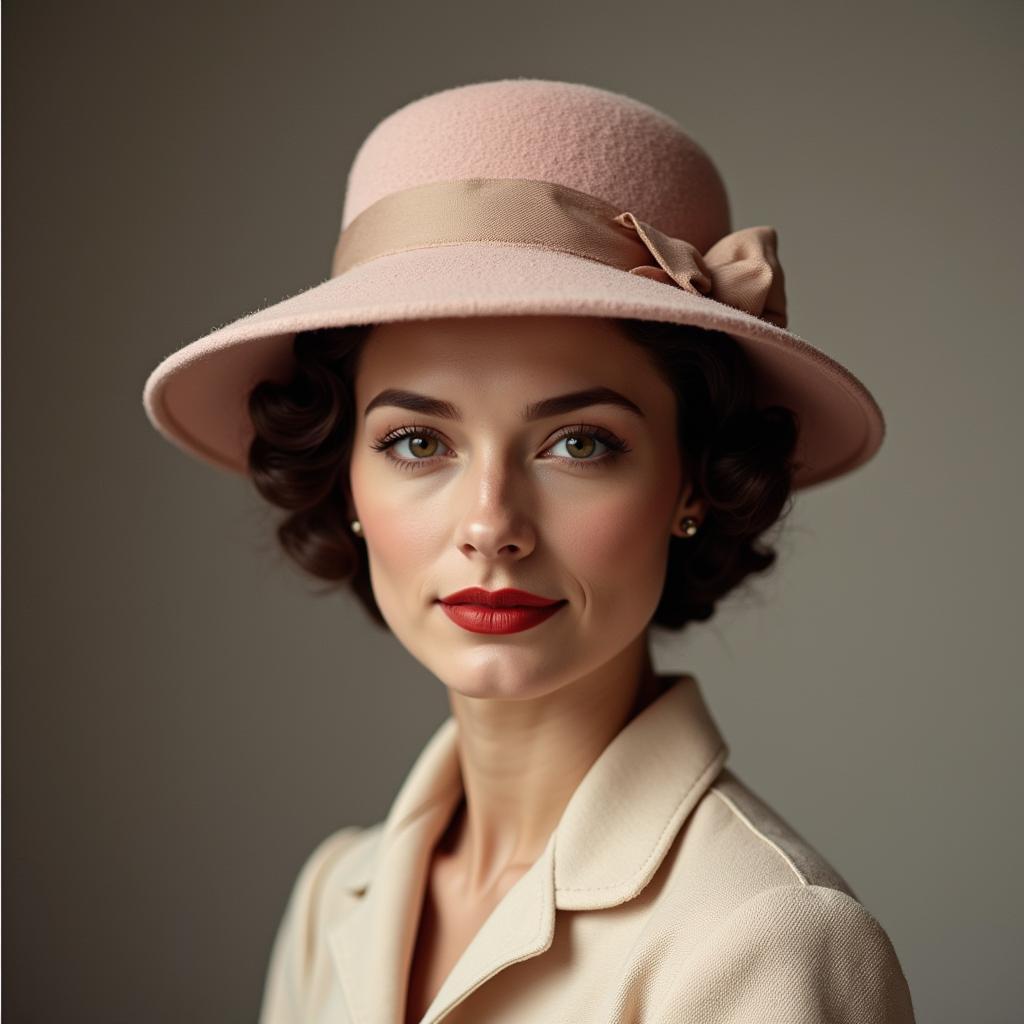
[
  {"x1": 142, "y1": 77, "x2": 885, "y2": 491},
  {"x1": 340, "y1": 78, "x2": 732, "y2": 252}
]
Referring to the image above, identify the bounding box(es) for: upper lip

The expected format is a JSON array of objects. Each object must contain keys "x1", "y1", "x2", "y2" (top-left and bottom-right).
[{"x1": 438, "y1": 587, "x2": 564, "y2": 608}]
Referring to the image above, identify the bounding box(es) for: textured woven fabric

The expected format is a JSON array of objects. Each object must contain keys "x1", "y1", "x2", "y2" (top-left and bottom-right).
[{"x1": 257, "y1": 674, "x2": 915, "y2": 1023}]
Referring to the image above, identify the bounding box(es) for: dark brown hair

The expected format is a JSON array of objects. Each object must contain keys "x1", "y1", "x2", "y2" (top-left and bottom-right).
[{"x1": 247, "y1": 318, "x2": 801, "y2": 632}]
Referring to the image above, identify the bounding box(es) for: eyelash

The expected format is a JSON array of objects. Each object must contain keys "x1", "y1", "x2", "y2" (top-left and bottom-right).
[{"x1": 369, "y1": 422, "x2": 632, "y2": 472}]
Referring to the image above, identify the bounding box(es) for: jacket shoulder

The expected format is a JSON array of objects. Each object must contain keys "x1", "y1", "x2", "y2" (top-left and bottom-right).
[
  {"x1": 653, "y1": 770, "x2": 916, "y2": 1021},
  {"x1": 706, "y1": 766, "x2": 859, "y2": 896},
  {"x1": 650, "y1": 883, "x2": 917, "y2": 1022},
  {"x1": 662, "y1": 766, "x2": 864, "y2": 948}
]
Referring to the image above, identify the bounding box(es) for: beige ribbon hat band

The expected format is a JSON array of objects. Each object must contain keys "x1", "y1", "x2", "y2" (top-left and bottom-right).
[{"x1": 331, "y1": 177, "x2": 788, "y2": 328}]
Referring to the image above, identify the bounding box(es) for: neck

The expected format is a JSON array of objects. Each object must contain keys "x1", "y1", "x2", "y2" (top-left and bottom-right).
[{"x1": 441, "y1": 636, "x2": 668, "y2": 898}]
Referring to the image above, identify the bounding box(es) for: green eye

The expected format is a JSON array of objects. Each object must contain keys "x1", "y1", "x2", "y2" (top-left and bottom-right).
[{"x1": 371, "y1": 423, "x2": 630, "y2": 472}]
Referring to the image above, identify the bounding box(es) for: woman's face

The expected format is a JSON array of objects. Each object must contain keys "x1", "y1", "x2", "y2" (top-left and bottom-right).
[{"x1": 348, "y1": 315, "x2": 703, "y2": 701}]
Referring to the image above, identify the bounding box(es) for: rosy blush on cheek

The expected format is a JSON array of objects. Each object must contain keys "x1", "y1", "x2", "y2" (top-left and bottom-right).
[
  {"x1": 553, "y1": 492, "x2": 659, "y2": 564},
  {"x1": 357, "y1": 491, "x2": 452, "y2": 617},
  {"x1": 556, "y1": 492, "x2": 673, "y2": 621}
]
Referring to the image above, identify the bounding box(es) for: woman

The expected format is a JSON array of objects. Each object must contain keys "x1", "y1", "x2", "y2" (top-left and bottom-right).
[{"x1": 142, "y1": 79, "x2": 915, "y2": 1023}]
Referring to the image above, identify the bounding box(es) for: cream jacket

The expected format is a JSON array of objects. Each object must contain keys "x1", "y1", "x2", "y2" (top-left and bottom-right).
[{"x1": 257, "y1": 674, "x2": 916, "y2": 1023}]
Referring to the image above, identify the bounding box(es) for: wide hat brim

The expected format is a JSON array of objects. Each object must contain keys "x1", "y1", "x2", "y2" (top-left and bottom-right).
[{"x1": 142, "y1": 242, "x2": 884, "y2": 491}]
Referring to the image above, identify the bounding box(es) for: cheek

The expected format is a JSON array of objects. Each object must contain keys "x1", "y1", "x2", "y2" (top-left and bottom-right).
[
  {"x1": 349, "y1": 455, "x2": 446, "y2": 592},
  {"x1": 552, "y1": 484, "x2": 674, "y2": 601}
]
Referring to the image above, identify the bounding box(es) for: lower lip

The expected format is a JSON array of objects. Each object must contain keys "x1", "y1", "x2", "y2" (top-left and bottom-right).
[{"x1": 438, "y1": 601, "x2": 567, "y2": 635}]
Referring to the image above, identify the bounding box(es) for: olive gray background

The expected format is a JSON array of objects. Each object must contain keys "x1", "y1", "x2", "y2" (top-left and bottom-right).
[{"x1": 5, "y1": 1, "x2": 1021, "y2": 1021}]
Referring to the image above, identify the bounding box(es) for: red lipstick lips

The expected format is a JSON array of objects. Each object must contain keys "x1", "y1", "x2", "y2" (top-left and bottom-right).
[
  {"x1": 437, "y1": 587, "x2": 567, "y2": 635},
  {"x1": 440, "y1": 587, "x2": 560, "y2": 607}
]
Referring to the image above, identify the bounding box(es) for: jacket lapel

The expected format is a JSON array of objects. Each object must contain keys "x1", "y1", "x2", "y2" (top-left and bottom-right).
[
  {"x1": 327, "y1": 672, "x2": 729, "y2": 1024},
  {"x1": 327, "y1": 715, "x2": 464, "y2": 1024}
]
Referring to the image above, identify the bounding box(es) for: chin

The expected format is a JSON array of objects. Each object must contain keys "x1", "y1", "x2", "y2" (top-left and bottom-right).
[{"x1": 431, "y1": 648, "x2": 579, "y2": 702}]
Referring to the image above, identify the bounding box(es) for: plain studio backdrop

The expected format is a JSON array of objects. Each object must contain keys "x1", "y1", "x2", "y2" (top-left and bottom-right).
[{"x1": 4, "y1": 1, "x2": 1021, "y2": 1021}]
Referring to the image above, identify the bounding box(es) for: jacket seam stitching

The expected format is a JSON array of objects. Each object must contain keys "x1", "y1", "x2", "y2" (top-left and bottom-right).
[{"x1": 709, "y1": 785, "x2": 808, "y2": 885}]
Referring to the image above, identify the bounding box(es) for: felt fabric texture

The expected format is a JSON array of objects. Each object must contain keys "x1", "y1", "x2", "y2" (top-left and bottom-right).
[
  {"x1": 256, "y1": 674, "x2": 916, "y2": 1024},
  {"x1": 141, "y1": 78, "x2": 886, "y2": 491}
]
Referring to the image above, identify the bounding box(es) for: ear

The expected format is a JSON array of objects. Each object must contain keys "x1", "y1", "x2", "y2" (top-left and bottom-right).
[{"x1": 670, "y1": 483, "x2": 708, "y2": 539}]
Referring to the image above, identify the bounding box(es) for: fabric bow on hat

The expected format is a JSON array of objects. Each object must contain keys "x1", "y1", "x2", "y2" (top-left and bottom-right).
[{"x1": 614, "y1": 214, "x2": 788, "y2": 329}]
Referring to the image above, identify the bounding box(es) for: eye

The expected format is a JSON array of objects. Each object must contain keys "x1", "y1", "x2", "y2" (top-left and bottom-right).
[
  {"x1": 544, "y1": 425, "x2": 631, "y2": 469},
  {"x1": 369, "y1": 423, "x2": 631, "y2": 471},
  {"x1": 369, "y1": 425, "x2": 453, "y2": 471}
]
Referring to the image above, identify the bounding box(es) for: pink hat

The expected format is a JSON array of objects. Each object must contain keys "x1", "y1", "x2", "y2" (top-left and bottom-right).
[{"x1": 142, "y1": 77, "x2": 884, "y2": 490}]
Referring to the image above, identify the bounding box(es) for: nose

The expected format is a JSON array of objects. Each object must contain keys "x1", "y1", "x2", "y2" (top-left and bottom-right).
[{"x1": 453, "y1": 451, "x2": 536, "y2": 561}]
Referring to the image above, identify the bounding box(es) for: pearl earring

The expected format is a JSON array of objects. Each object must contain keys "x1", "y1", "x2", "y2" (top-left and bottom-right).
[{"x1": 350, "y1": 519, "x2": 363, "y2": 536}]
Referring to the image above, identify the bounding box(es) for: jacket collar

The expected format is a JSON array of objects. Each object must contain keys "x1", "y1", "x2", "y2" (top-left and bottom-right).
[{"x1": 327, "y1": 672, "x2": 729, "y2": 1024}]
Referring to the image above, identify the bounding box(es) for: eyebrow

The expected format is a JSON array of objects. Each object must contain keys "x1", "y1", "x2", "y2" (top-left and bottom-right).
[{"x1": 363, "y1": 386, "x2": 646, "y2": 422}]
